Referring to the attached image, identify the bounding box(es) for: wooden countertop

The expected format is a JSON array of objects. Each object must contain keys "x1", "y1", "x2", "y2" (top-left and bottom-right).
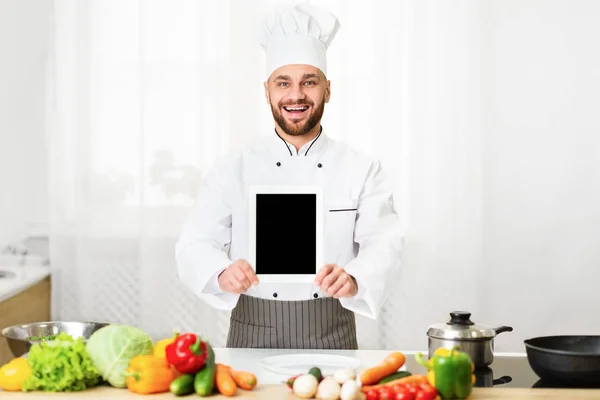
[{"x1": 2, "y1": 385, "x2": 600, "y2": 399}]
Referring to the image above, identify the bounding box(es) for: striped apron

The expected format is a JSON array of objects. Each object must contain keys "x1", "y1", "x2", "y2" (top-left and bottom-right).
[{"x1": 226, "y1": 294, "x2": 358, "y2": 349}]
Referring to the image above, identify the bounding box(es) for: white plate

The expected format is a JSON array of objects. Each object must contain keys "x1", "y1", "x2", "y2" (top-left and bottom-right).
[{"x1": 260, "y1": 353, "x2": 361, "y2": 376}]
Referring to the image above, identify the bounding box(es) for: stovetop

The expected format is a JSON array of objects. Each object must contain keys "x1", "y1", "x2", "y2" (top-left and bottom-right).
[{"x1": 404, "y1": 355, "x2": 600, "y2": 389}]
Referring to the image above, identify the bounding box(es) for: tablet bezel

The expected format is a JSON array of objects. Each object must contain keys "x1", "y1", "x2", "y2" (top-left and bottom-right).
[{"x1": 248, "y1": 185, "x2": 323, "y2": 283}]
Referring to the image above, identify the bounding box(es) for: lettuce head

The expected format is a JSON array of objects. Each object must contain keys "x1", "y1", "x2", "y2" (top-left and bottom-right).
[
  {"x1": 23, "y1": 332, "x2": 101, "y2": 392},
  {"x1": 85, "y1": 324, "x2": 154, "y2": 388}
]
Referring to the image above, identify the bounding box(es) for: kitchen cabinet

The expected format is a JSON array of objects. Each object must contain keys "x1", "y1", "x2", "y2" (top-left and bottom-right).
[{"x1": 0, "y1": 276, "x2": 50, "y2": 365}]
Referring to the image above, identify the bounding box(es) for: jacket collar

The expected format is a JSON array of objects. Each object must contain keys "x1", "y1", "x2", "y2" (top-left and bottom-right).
[{"x1": 271, "y1": 126, "x2": 329, "y2": 157}]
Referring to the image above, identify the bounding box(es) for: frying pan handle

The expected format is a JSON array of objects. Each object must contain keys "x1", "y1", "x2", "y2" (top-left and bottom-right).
[
  {"x1": 494, "y1": 326, "x2": 513, "y2": 335},
  {"x1": 493, "y1": 376, "x2": 512, "y2": 386}
]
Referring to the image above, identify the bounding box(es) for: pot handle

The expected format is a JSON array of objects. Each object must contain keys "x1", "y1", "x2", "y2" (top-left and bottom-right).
[
  {"x1": 494, "y1": 326, "x2": 513, "y2": 335},
  {"x1": 493, "y1": 376, "x2": 512, "y2": 386}
]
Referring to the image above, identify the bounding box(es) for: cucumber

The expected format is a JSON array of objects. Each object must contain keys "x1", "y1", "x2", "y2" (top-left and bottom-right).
[
  {"x1": 379, "y1": 371, "x2": 412, "y2": 384},
  {"x1": 308, "y1": 367, "x2": 323, "y2": 382},
  {"x1": 170, "y1": 374, "x2": 195, "y2": 396},
  {"x1": 194, "y1": 343, "x2": 216, "y2": 396}
]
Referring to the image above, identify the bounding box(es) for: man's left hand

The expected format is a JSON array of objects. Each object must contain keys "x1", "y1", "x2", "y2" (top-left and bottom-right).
[{"x1": 314, "y1": 264, "x2": 358, "y2": 298}]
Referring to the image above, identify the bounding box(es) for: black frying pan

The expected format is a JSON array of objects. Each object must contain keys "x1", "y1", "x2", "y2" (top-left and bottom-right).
[{"x1": 524, "y1": 335, "x2": 600, "y2": 387}]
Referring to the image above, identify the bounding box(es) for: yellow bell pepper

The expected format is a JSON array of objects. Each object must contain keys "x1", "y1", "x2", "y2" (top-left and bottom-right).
[
  {"x1": 0, "y1": 357, "x2": 31, "y2": 391},
  {"x1": 125, "y1": 355, "x2": 175, "y2": 394},
  {"x1": 154, "y1": 332, "x2": 179, "y2": 359}
]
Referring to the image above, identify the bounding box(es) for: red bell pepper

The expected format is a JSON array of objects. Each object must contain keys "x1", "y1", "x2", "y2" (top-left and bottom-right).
[{"x1": 165, "y1": 333, "x2": 208, "y2": 374}]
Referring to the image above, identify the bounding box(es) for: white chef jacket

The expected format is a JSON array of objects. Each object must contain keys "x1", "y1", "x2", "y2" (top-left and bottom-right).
[{"x1": 175, "y1": 129, "x2": 404, "y2": 319}]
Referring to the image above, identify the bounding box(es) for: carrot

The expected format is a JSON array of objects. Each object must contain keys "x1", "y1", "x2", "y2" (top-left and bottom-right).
[
  {"x1": 383, "y1": 352, "x2": 406, "y2": 367},
  {"x1": 215, "y1": 363, "x2": 237, "y2": 396},
  {"x1": 229, "y1": 368, "x2": 257, "y2": 390},
  {"x1": 360, "y1": 351, "x2": 406, "y2": 385},
  {"x1": 361, "y1": 375, "x2": 429, "y2": 392}
]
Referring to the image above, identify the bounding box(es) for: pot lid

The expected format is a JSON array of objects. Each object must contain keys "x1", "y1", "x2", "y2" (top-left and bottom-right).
[{"x1": 427, "y1": 311, "x2": 499, "y2": 340}]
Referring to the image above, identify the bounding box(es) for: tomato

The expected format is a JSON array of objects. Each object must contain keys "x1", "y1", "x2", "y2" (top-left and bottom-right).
[
  {"x1": 395, "y1": 391, "x2": 415, "y2": 400},
  {"x1": 378, "y1": 386, "x2": 394, "y2": 400},
  {"x1": 420, "y1": 384, "x2": 438, "y2": 396},
  {"x1": 416, "y1": 390, "x2": 437, "y2": 400},
  {"x1": 367, "y1": 389, "x2": 380, "y2": 400},
  {"x1": 405, "y1": 383, "x2": 419, "y2": 395},
  {"x1": 391, "y1": 383, "x2": 407, "y2": 393}
]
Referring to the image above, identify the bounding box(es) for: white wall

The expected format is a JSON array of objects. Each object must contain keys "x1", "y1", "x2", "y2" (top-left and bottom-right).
[
  {"x1": 0, "y1": 0, "x2": 51, "y2": 246},
  {"x1": 377, "y1": 0, "x2": 600, "y2": 353},
  {"x1": 481, "y1": 0, "x2": 600, "y2": 350}
]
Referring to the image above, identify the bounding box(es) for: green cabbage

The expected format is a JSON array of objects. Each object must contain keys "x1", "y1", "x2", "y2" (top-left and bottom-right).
[
  {"x1": 22, "y1": 332, "x2": 101, "y2": 392},
  {"x1": 85, "y1": 324, "x2": 154, "y2": 388}
]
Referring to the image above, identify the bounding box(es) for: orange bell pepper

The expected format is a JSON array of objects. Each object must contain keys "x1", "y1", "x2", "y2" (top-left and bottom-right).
[{"x1": 125, "y1": 355, "x2": 175, "y2": 395}]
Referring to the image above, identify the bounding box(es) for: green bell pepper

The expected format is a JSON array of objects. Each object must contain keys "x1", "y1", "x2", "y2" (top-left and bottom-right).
[{"x1": 416, "y1": 346, "x2": 473, "y2": 399}]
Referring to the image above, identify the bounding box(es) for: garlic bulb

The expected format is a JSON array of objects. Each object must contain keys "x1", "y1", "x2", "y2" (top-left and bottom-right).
[
  {"x1": 333, "y1": 368, "x2": 357, "y2": 384},
  {"x1": 316, "y1": 377, "x2": 341, "y2": 400},
  {"x1": 340, "y1": 380, "x2": 360, "y2": 400},
  {"x1": 293, "y1": 374, "x2": 319, "y2": 398}
]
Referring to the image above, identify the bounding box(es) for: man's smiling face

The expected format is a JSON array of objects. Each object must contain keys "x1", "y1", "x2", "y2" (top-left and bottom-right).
[{"x1": 264, "y1": 64, "x2": 331, "y2": 137}]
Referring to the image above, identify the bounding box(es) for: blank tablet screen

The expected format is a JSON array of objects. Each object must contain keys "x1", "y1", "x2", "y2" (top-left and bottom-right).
[{"x1": 255, "y1": 193, "x2": 317, "y2": 275}]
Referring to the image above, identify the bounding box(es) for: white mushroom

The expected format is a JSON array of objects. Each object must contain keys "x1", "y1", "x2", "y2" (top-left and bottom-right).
[
  {"x1": 293, "y1": 374, "x2": 319, "y2": 399},
  {"x1": 316, "y1": 377, "x2": 341, "y2": 400},
  {"x1": 333, "y1": 368, "x2": 357, "y2": 384},
  {"x1": 340, "y1": 380, "x2": 360, "y2": 400}
]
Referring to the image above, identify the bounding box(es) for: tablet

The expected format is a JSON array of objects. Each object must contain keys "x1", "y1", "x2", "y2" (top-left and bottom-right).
[{"x1": 248, "y1": 185, "x2": 323, "y2": 283}]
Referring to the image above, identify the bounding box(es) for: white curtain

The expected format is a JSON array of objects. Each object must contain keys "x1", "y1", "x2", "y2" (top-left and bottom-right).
[
  {"x1": 46, "y1": 0, "x2": 407, "y2": 348},
  {"x1": 47, "y1": 0, "x2": 600, "y2": 351}
]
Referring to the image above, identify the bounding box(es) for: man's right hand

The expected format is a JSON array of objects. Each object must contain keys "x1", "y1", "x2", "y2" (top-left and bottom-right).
[{"x1": 217, "y1": 259, "x2": 259, "y2": 294}]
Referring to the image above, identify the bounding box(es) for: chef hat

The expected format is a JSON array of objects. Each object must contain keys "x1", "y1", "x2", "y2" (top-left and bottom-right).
[{"x1": 259, "y1": 3, "x2": 340, "y2": 79}]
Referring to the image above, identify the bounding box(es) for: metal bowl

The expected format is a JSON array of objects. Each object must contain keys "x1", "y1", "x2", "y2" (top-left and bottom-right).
[{"x1": 1, "y1": 321, "x2": 110, "y2": 358}]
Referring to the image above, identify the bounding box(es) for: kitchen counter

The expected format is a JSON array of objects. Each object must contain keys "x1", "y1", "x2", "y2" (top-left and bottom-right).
[
  {"x1": 0, "y1": 265, "x2": 50, "y2": 302},
  {"x1": 2, "y1": 348, "x2": 600, "y2": 399}
]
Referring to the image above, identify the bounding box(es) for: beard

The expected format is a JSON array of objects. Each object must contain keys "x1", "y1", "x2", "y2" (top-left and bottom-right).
[{"x1": 270, "y1": 97, "x2": 325, "y2": 137}]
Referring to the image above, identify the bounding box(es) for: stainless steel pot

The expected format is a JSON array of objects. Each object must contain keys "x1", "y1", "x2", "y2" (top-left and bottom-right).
[{"x1": 427, "y1": 311, "x2": 513, "y2": 368}]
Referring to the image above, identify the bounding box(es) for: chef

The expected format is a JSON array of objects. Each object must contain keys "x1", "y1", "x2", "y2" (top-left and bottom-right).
[{"x1": 176, "y1": 3, "x2": 404, "y2": 350}]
